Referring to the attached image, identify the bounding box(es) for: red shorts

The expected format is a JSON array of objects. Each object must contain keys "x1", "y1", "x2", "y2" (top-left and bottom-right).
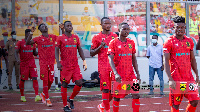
[
  {"x1": 169, "y1": 81, "x2": 199, "y2": 106},
  {"x1": 111, "y1": 71, "x2": 137, "y2": 98},
  {"x1": 99, "y1": 68, "x2": 112, "y2": 91},
  {"x1": 20, "y1": 62, "x2": 38, "y2": 80},
  {"x1": 40, "y1": 64, "x2": 54, "y2": 82},
  {"x1": 60, "y1": 66, "x2": 83, "y2": 84}
]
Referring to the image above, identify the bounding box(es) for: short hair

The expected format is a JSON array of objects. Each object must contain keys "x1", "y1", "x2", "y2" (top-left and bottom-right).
[
  {"x1": 118, "y1": 22, "x2": 129, "y2": 29},
  {"x1": 173, "y1": 16, "x2": 185, "y2": 23},
  {"x1": 152, "y1": 35, "x2": 158, "y2": 39},
  {"x1": 101, "y1": 17, "x2": 110, "y2": 24},
  {"x1": 11, "y1": 31, "x2": 16, "y2": 35},
  {"x1": 25, "y1": 29, "x2": 31, "y2": 34},
  {"x1": 38, "y1": 23, "x2": 45, "y2": 30},
  {"x1": 64, "y1": 21, "x2": 71, "y2": 26}
]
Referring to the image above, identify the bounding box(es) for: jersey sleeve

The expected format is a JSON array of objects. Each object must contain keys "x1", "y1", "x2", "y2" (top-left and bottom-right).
[
  {"x1": 32, "y1": 36, "x2": 39, "y2": 44},
  {"x1": 107, "y1": 40, "x2": 115, "y2": 55},
  {"x1": 132, "y1": 41, "x2": 136, "y2": 54},
  {"x1": 55, "y1": 36, "x2": 61, "y2": 48},
  {"x1": 189, "y1": 38, "x2": 194, "y2": 51},
  {"x1": 91, "y1": 35, "x2": 100, "y2": 49},
  {"x1": 15, "y1": 41, "x2": 21, "y2": 50},
  {"x1": 163, "y1": 39, "x2": 172, "y2": 53}
]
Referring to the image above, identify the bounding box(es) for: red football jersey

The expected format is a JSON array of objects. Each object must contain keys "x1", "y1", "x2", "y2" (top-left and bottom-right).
[
  {"x1": 33, "y1": 34, "x2": 57, "y2": 65},
  {"x1": 107, "y1": 38, "x2": 136, "y2": 80},
  {"x1": 15, "y1": 39, "x2": 36, "y2": 63},
  {"x1": 55, "y1": 34, "x2": 80, "y2": 69},
  {"x1": 163, "y1": 35, "x2": 194, "y2": 81},
  {"x1": 91, "y1": 32, "x2": 118, "y2": 70}
]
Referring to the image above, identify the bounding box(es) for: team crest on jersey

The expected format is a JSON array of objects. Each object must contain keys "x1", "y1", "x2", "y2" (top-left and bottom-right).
[
  {"x1": 63, "y1": 78, "x2": 66, "y2": 81},
  {"x1": 180, "y1": 83, "x2": 186, "y2": 91},
  {"x1": 176, "y1": 96, "x2": 180, "y2": 101},
  {"x1": 31, "y1": 45, "x2": 33, "y2": 48},
  {"x1": 128, "y1": 44, "x2": 132, "y2": 48},
  {"x1": 50, "y1": 37, "x2": 52, "y2": 42},
  {"x1": 186, "y1": 42, "x2": 190, "y2": 48},
  {"x1": 73, "y1": 38, "x2": 77, "y2": 43},
  {"x1": 22, "y1": 75, "x2": 25, "y2": 79},
  {"x1": 41, "y1": 74, "x2": 44, "y2": 78},
  {"x1": 103, "y1": 82, "x2": 106, "y2": 86},
  {"x1": 115, "y1": 90, "x2": 119, "y2": 95},
  {"x1": 112, "y1": 36, "x2": 115, "y2": 40}
]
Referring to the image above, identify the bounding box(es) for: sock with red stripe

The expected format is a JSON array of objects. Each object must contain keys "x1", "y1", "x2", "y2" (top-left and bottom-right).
[
  {"x1": 113, "y1": 100, "x2": 120, "y2": 112},
  {"x1": 69, "y1": 85, "x2": 81, "y2": 100},
  {"x1": 171, "y1": 106, "x2": 179, "y2": 112},
  {"x1": 61, "y1": 86, "x2": 68, "y2": 107},
  {"x1": 102, "y1": 92, "x2": 110, "y2": 110},
  {"x1": 186, "y1": 104, "x2": 196, "y2": 112},
  {"x1": 33, "y1": 80, "x2": 39, "y2": 95},
  {"x1": 43, "y1": 80, "x2": 49, "y2": 99},
  {"x1": 132, "y1": 99, "x2": 140, "y2": 112},
  {"x1": 20, "y1": 80, "x2": 25, "y2": 96}
]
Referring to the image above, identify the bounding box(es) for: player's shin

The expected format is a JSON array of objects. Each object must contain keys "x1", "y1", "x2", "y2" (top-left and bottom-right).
[
  {"x1": 102, "y1": 92, "x2": 110, "y2": 110},
  {"x1": 61, "y1": 86, "x2": 68, "y2": 107},
  {"x1": 20, "y1": 80, "x2": 25, "y2": 96},
  {"x1": 33, "y1": 80, "x2": 39, "y2": 95},
  {"x1": 186, "y1": 104, "x2": 197, "y2": 112},
  {"x1": 132, "y1": 99, "x2": 140, "y2": 112},
  {"x1": 43, "y1": 80, "x2": 49, "y2": 99},
  {"x1": 69, "y1": 85, "x2": 81, "y2": 100},
  {"x1": 113, "y1": 100, "x2": 119, "y2": 112},
  {"x1": 171, "y1": 107, "x2": 179, "y2": 112}
]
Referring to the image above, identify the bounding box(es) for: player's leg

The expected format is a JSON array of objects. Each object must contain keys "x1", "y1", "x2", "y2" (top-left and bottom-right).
[
  {"x1": 47, "y1": 64, "x2": 54, "y2": 91},
  {"x1": 19, "y1": 64, "x2": 28, "y2": 102},
  {"x1": 19, "y1": 79, "x2": 26, "y2": 102},
  {"x1": 148, "y1": 66, "x2": 155, "y2": 95},
  {"x1": 169, "y1": 90, "x2": 182, "y2": 112},
  {"x1": 113, "y1": 97, "x2": 120, "y2": 112},
  {"x1": 185, "y1": 91, "x2": 199, "y2": 112},
  {"x1": 32, "y1": 77, "x2": 41, "y2": 102},
  {"x1": 39, "y1": 65, "x2": 48, "y2": 104},
  {"x1": 156, "y1": 67, "x2": 164, "y2": 95},
  {"x1": 131, "y1": 93, "x2": 140, "y2": 112},
  {"x1": 62, "y1": 81, "x2": 71, "y2": 112}
]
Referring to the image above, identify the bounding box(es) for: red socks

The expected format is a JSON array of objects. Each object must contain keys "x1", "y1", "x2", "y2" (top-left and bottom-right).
[
  {"x1": 43, "y1": 80, "x2": 49, "y2": 99},
  {"x1": 171, "y1": 107, "x2": 179, "y2": 112},
  {"x1": 132, "y1": 99, "x2": 140, "y2": 112},
  {"x1": 33, "y1": 80, "x2": 39, "y2": 95},
  {"x1": 20, "y1": 80, "x2": 25, "y2": 96},
  {"x1": 61, "y1": 86, "x2": 68, "y2": 107},
  {"x1": 186, "y1": 104, "x2": 196, "y2": 112},
  {"x1": 102, "y1": 92, "x2": 110, "y2": 110},
  {"x1": 69, "y1": 85, "x2": 81, "y2": 100},
  {"x1": 113, "y1": 100, "x2": 119, "y2": 112}
]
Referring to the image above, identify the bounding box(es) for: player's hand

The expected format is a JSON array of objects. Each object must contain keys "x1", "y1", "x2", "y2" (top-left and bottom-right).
[
  {"x1": 115, "y1": 73, "x2": 121, "y2": 83},
  {"x1": 31, "y1": 26, "x2": 36, "y2": 33},
  {"x1": 59, "y1": 23, "x2": 64, "y2": 30},
  {"x1": 57, "y1": 62, "x2": 62, "y2": 71},
  {"x1": 161, "y1": 65, "x2": 164, "y2": 71},
  {"x1": 100, "y1": 39, "x2": 106, "y2": 47},
  {"x1": 169, "y1": 80, "x2": 176, "y2": 90},
  {"x1": 83, "y1": 60, "x2": 87, "y2": 71}
]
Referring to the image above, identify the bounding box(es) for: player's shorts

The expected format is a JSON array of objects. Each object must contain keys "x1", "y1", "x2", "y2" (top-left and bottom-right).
[
  {"x1": 111, "y1": 71, "x2": 137, "y2": 98},
  {"x1": 40, "y1": 64, "x2": 54, "y2": 82},
  {"x1": 20, "y1": 62, "x2": 38, "y2": 80},
  {"x1": 99, "y1": 68, "x2": 112, "y2": 91},
  {"x1": 169, "y1": 81, "x2": 199, "y2": 106},
  {"x1": 54, "y1": 64, "x2": 58, "y2": 77},
  {"x1": 60, "y1": 65, "x2": 82, "y2": 84}
]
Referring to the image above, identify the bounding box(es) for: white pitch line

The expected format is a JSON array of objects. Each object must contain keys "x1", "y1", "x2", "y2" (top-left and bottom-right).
[
  {"x1": 12, "y1": 104, "x2": 26, "y2": 105},
  {"x1": 84, "y1": 107, "x2": 95, "y2": 108},
  {"x1": 23, "y1": 110, "x2": 34, "y2": 111},
  {"x1": 43, "y1": 109, "x2": 54, "y2": 110},
  {"x1": 153, "y1": 103, "x2": 162, "y2": 104},
  {"x1": 162, "y1": 110, "x2": 170, "y2": 111}
]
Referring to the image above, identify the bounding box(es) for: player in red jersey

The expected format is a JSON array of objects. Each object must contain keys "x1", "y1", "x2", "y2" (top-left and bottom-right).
[
  {"x1": 55, "y1": 21, "x2": 87, "y2": 112},
  {"x1": 107, "y1": 22, "x2": 141, "y2": 112},
  {"x1": 164, "y1": 16, "x2": 199, "y2": 112},
  {"x1": 26, "y1": 23, "x2": 63, "y2": 107},
  {"x1": 15, "y1": 29, "x2": 41, "y2": 102},
  {"x1": 90, "y1": 17, "x2": 118, "y2": 112}
]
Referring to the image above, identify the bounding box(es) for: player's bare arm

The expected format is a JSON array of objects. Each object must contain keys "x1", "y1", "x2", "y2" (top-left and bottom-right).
[
  {"x1": 59, "y1": 23, "x2": 65, "y2": 34},
  {"x1": 90, "y1": 39, "x2": 106, "y2": 57},
  {"x1": 55, "y1": 46, "x2": 62, "y2": 71},
  {"x1": 190, "y1": 51, "x2": 199, "y2": 84},
  {"x1": 196, "y1": 27, "x2": 200, "y2": 50},
  {"x1": 33, "y1": 49, "x2": 38, "y2": 56},
  {"x1": 26, "y1": 26, "x2": 36, "y2": 45},
  {"x1": 164, "y1": 53, "x2": 176, "y2": 89},
  {"x1": 15, "y1": 49, "x2": 20, "y2": 64},
  {"x1": 77, "y1": 45, "x2": 87, "y2": 71},
  {"x1": 132, "y1": 54, "x2": 141, "y2": 84},
  {"x1": 108, "y1": 54, "x2": 121, "y2": 83}
]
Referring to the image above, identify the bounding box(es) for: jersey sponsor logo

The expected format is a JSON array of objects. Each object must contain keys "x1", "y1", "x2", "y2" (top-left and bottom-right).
[
  {"x1": 186, "y1": 42, "x2": 190, "y2": 48},
  {"x1": 42, "y1": 45, "x2": 53, "y2": 47},
  {"x1": 180, "y1": 83, "x2": 186, "y2": 91},
  {"x1": 176, "y1": 96, "x2": 180, "y2": 101},
  {"x1": 176, "y1": 53, "x2": 190, "y2": 57},
  {"x1": 188, "y1": 83, "x2": 198, "y2": 91},
  {"x1": 115, "y1": 90, "x2": 119, "y2": 95},
  {"x1": 65, "y1": 45, "x2": 76, "y2": 47},
  {"x1": 73, "y1": 38, "x2": 77, "y2": 43},
  {"x1": 23, "y1": 50, "x2": 33, "y2": 52},
  {"x1": 104, "y1": 45, "x2": 108, "y2": 48},
  {"x1": 119, "y1": 53, "x2": 132, "y2": 56}
]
